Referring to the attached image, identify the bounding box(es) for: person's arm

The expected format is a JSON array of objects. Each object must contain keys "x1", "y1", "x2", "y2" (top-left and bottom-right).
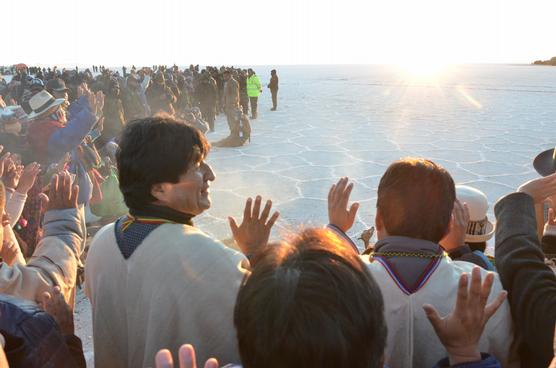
[
  {"x1": 5, "y1": 162, "x2": 40, "y2": 227},
  {"x1": 494, "y1": 190, "x2": 556, "y2": 366},
  {"x1": 48, "y1": 106, "x2": 97, "y2": 158},
  {"x1": 0, "y1": 172, "x2": 83, "y2": 303}
]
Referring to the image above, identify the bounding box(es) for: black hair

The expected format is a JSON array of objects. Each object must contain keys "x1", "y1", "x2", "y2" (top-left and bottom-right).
[
  {"x1": 116, "y1": 116, "x2": 210, "y2": 209},
  {"x1": 234, "y1": 228, "x2": 387, "y2": 368}
]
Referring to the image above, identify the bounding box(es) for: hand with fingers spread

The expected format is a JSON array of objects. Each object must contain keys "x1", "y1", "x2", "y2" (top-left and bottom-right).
[
  {"x1": 328, "y1": 177, "x2": 360, "y2": 233},
  {"x1": 16, "y1": 162, "x2": 41, "y2": 194},
  {"x1": 47, "y1": 172, "x2": 80, "y2": 211},
  {"x1": 155, "y1": 344, "x2": 219, "y2": 368},
  {"x1": 440, "y1": 199, "x2": 470, "y2": 252},
  {"x1": 518, "y1": 172, "x2": 556, "y2": 204},
  {"x1": 423, "y1": 267, "x2": 507, "y2": 366},
  {"x1": 228, "y1": 196, "x2": 279, "y2": 259},
  {"x1": 40, "y1": 286, "x2": 74, "y2": 335}
]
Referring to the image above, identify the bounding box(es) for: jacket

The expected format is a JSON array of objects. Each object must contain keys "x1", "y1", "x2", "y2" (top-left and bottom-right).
[
  {"x1": 494, "y1": 192, "x2": 556, "y2": 367},
  {"x1": 364, "y1": 236, "x2": 517, "y2": 368},
  {"x1": 85, "y1": 220, "x2": 248, "y2": 368},
  {"x1": 0, "y1": 207, "x2": 84, "y2": 303},
  {"x1": 246, "y1": 74, "x2": 262, "y2": 97},
  {"x1": 0, "y1": 294, "x2": 85, "y2": 368},
  {"x1": 27, "y1": 96, "x2": 96, "y2": 164}
]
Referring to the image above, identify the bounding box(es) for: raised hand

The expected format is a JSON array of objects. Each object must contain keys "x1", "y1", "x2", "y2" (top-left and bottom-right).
[
  {"x1": 47, "y1": 172, "x2": 79, "y2": 211},
  {"x1": 440, "y1": 199, "x2": 470, "y2": 252},
  {"x1": 40, "y1": 286, "x2": 74, "y2": 335},
  {"x1": 518, "y1": 172, "x2": 556, "y2": 203},
  {"x1": 423, "y1": 267, "x2": 507, "y2": 366},
  {"x1": 155, "y1": 344, "x2": 219, "y2": 368},
  {"x1": 228, "y1": 196, "x2": 279, "y2": 258},
  {"x1": 328, "y1": 177, "x2": 359, "y2": 232},
  {"x1": 2, "y1": 157, "x2": 21, "y2": 190},
  {"x1": 0, "y1": 239, "x2": 20, "y2": 266},
  {"x1": 16, "y1": 162, "x2": 40, "y2": 194}
]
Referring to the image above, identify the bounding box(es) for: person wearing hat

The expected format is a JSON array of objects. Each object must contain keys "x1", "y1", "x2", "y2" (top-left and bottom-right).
[
  {"x1": 196, "y1": 71, "x2": 218, "y2": 132},
  {"x1": 440, "y1": 185, "x2": 496, "y2": 271},
  {"x1": 26, "y1": 88, "x2": 101, "y2": 165},
  {"x1": 0, "y1": 107, "x2": 27, "y2": 162},
  {"x1": 146, "y1": 72, "x2": 177, "y2": 115},
  {"x1": 45, "y1": 78, "x2": 70, "y2": 102}
]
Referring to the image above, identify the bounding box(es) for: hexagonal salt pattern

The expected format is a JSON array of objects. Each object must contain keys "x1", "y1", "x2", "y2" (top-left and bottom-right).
[{"x1": 196, "y1": 65, "x2": 556, "y2": 251}]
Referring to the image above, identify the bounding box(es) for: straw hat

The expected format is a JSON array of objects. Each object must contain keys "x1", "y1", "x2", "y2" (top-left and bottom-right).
[
  {"x1": 22, "y1": 90, "x2": 65, "y2": 120},
  {"x1": 456, "y1": 185, "x2": 495, "y2": 243}
]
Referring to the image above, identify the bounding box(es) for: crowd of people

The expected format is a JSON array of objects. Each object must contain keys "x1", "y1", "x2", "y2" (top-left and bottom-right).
[{"x1": 0, "y1": 64, "x2": 555, "y2": 368}]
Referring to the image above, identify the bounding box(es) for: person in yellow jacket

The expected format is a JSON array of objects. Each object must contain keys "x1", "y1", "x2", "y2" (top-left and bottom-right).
[{"x1": 246, "y1": 69, "x2": 262, "y2": 119}]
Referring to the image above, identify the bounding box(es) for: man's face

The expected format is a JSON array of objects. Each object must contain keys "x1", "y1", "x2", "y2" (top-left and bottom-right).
[
  {"x1": 224, "y1": 73, "x2": 231, "y2": 81},
  {"x1": 154, "y1": 158, "x2": 216, "y2": 216}
]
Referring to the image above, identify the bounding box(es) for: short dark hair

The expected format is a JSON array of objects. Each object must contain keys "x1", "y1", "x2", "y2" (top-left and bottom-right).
[
  {"x1": 235, "y1": 228, "x2": 386, "y2": 368},
  {"x1": 377, "y1": 158, "x2": 455, "y2": 242},
  {"x1": 116, "y1": 116, "x2": 210, "y2": 209}
]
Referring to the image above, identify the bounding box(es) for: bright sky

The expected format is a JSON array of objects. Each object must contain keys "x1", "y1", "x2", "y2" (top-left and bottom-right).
[{"x1": 3, "y1": 0, "x2": 555, "y2": 66}]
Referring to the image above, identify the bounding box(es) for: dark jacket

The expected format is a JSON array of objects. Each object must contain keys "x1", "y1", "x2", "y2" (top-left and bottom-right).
[
  {"x1": 494, "y1": 192, "x2": 556, "y2": 367},
  {"x1": 0, "y1": 294, "x2": 85, "y2": 368}
]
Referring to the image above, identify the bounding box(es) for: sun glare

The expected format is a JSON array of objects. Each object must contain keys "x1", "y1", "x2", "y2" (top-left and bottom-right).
[{"x1": 396, "y1": 59, "x2": 452, "y2": 82}]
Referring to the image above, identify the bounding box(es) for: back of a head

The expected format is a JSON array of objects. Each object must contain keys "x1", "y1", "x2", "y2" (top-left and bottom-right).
[
  {"x1": 234, "y1": 228, "x2": 386, "y2": 368},
  {"x1": 377, "y1": 158, "x2": 455, "y2": 243},
  {"x1": 116, "y1": 116, "x2": 209, "y2": 209}
]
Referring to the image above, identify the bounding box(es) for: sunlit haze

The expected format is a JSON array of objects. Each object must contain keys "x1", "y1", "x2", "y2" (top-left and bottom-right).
[{"x1": 3, "y1": 0, "x2": 556, "y2": 67}]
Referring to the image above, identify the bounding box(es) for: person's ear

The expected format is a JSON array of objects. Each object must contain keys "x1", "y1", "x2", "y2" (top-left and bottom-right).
[{"x1": 151, "y1": 183, "x2": 171, "y2": 203}]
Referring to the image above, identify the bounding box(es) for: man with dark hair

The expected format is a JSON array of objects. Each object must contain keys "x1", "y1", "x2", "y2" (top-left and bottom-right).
[
  {"x1": 85, "y1": 116, "x2": 279, "y2": 368},
  {"x1": 327, "y1": 158, "x2": 517, "y2": 367}
]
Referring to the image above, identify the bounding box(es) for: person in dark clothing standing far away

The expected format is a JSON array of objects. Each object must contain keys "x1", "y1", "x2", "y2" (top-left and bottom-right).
[
  {"x1": 268, "y1": 69, "x2": 279, "y2": 111},
  {"x1": 246, "y1": 69, "x2": 262, "y2": 119}
]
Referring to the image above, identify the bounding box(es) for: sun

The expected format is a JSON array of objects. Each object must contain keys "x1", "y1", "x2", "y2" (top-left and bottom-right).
[{"x1": 395, "y1": 58, "x2": 453, "y2": 82}]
